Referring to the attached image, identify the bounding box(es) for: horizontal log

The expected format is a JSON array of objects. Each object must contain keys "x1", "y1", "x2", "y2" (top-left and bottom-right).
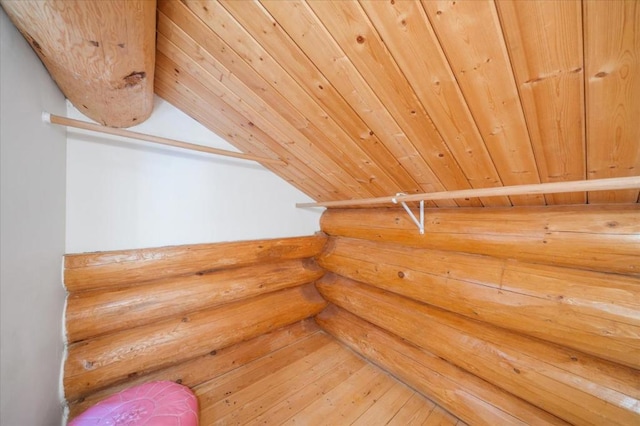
[
  {"x1": 320, "y1": 205, "x2": 640, "y2": 275},
  {"x1": 319, "y1": 237, "x2": 640, "y2": 368},
  {"x1": 68, "y1": 319, "x2": 319, "y2": 418},
  {"x1": 316, "y1": 305, "x2": 568, "y2": 425},
  {"x1": 2, "y1": 0, "x2": 155, "y2": 127},
  {"x1": 64, "y1": 234, "x2": 327, "y2": 292},
  {"x1": 64, "y1": 284, "x2": 326, "y2": 401},
  {"x1": 316, "y1": 275, "x2": 640, "y2": 426},
  {"x1": 67, "y1": 258, "x2": 324, "y2": 342}
]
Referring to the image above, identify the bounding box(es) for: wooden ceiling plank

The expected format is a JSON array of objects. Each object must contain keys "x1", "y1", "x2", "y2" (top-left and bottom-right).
[
  {"x1": 1, "y1": 0, "x2": 155, "y2": 127},
  {"x1": 158, "y1": 0, "x2": 378, "y2": 200},
  {"x1": 175, "y1": 0, "x2": 403, "y2": 200},
  {"x1": 155, "y1": 59, "x2": 345, "y2": 202},
  {"x1": 358, "y1": 0, "x2": 511, "y2": 207},
  {"x1": 421, "y1": 0, "x2": 545, "y2": 206},
  {"x1": 497, "y1": 0, "x2": 586, "y2": 205},
  {"x1": 155, "y1": 69, "x2": 336, "y2": 201},
  {"x1": 258, "y1": 0, "x2": 459, "y2": 207},
  {"x1": 158, "y1": 8, "x2": 404, "y2": 201},
  {"x1": 218, "y1": 0, "x2": 436, "y2": 206},
  {"x1": 584, "y1": 0, "x2": 640, "y2": 203},
  {"x1": 156, "y1": 30, "x2": 372, "y2": 201},
  {"x1": 302, "y1": 0, "x2": 483, "y2": 207}
]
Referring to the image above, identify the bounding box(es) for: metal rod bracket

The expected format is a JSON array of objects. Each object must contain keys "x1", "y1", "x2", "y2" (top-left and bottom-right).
[{"x1": 392, "y1": 193, "x2": 424, "y2": 234}]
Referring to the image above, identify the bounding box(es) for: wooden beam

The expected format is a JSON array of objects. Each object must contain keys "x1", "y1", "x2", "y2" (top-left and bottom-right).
[
  {"x1": 298, "y1": 176, "x2": 640, "y2": 208},
  {"x1": 319, "y1": 237, "x2": 640, "y2": 368},
  {"x1": 317, "y1": 305, "x2": 568, "y2": 426},
  {"x1": 68, "y1": 319, "x2": 319, "y2": 417},
  {"x1": 320, "y1": 204, "x2": 640, "y2": 275},
  {"x1": 46, "y1": 113, "x2": 286, "y2": 166},
  {"x1": 64, "y1": 234, "x2": 327, "y2": 292},
  {"x1": 316, "y1": 276, "x2": 640, "y2": 426},
  {"x1": 66, "y1": 258, "x2": 324, "y2": 343},
  {"x1": 1, "y1": 0, "x2": 155, "y2": 127},
  {"x1": 64, "y1": 284, "x2": 326, "y2": 401}
]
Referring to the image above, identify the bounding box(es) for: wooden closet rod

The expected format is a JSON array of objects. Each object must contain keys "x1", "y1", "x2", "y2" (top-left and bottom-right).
[
  {"x1": 296, "y1": 176, "x2": 640, "y2": 208},
  {"x1": 43, "y1": 113, "x2": 286, "y2": 166}
]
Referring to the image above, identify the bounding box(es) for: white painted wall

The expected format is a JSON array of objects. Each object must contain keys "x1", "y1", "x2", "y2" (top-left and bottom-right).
[
  {"x1": 66, "y1": 97, "x2": 322, "y2": 253},
  {"x1": 0, "y1": 9, "x2": 67, "y2": 426}
]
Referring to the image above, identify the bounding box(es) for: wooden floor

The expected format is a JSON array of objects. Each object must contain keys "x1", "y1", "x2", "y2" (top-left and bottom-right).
[{"x1": 194, "y1": 330, "x2": 464, "y2": 425}]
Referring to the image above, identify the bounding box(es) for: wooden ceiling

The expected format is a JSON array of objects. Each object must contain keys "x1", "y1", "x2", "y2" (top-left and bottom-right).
[{"x1": 156, "y1": 1, "x2": 638, "y2": 206}]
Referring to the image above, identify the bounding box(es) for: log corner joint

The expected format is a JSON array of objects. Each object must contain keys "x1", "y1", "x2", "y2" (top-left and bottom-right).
[{"x1": 392, "y1": 194, "x2": 424, "y2": 235}]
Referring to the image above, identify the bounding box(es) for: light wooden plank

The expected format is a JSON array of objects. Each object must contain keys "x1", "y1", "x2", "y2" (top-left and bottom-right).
[
  {"x1": 155, "y1": 70, "x2": 338, "y2": 202},
  {"x1": 496, "y1": 0, "x2": 586, "y2": 205},
  {"x1": 208, "y1": 339, "x2": 359, "y2": 424},
  {"x1": 360, "y1": 0, "x2": 510, "y2": 207},
  {"x1": 201, "y1": 338, "x2": 346, "y2": 423},
  {"x1": 159, "y1": 3, "x2": 401, "y2": 200},
  {"x1": 386, "y1": 393, "x2": 436, "y2": 426},
  {"x1": 156, "y1": 50, "x2": 353, "y2": 200},
  {"x1": 259, "y1": 0, "x2": 458, "y2": 207},
  {"x1": 584, "y1": 0, "x2": 640, "y2": 203},
  {"x1": 219, "y1": 0, "x2": 434, "y2": 203},
  {"x1": 421, "y1": 0, "x2": 544, "y2": 206},
  {"x1": 351, "y1": 383, "x2": 415, "y2": 426},
  {"x1": 172, "y1": 0, "x2": 394, "y2": 200},
  {"x1": 424, "y1": 406, "x2": 460, "y2": 426},
  {"x1": 304, "y1": 0, "x2": 483, "y2": 207},
  {"x1": 281, "y1": 363, "x2": 386, "y2": 425},
  {"x1": 250, "y1": 346, "x2": 367, "y2": 424},
  {"x1": 194, "y1": 332, "x2": 334, "y2": 406}
]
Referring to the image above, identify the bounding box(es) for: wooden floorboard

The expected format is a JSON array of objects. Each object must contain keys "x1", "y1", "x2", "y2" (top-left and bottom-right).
[{"x1": 195, "y1": 330, "x2": 463, "y2": 425}]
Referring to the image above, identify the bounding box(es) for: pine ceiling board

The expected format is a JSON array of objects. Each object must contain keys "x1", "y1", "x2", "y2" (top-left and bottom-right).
[
  {"x1": 496, "y1": 0, "x2": 586, "y2": 206},
  {"x1": 305, "y1": 0, "x2": 483, "y2": 208},
  {"x1": 157, "y1": 11, "x2": 381, "y2": 201},
  {"x1": 219, "y1": 0, "x2": 436, "y2": 206},
  {"x1": 163, "y1": 0, "x2": 384, "y2": 200},
  {"x1": 179, "y1": 0, "x2": 401, "y2": 201},
  {"x1": 584, "y1": 0, "x2": 640, "y2": 204},
  {"x1": 421, "y1": 0, "x2": 545, "y2": 206},
  {"x1": 155, "y1": 71, "x2": 335, "y2": 204},
  {"x1": 154, "y1": 64, "x2": 340, "y2": 202},
  {"x1": 155, "y1": 49, "x2": 345, "y2": 202},
  {"x1": 183, "y1": 1, "x2": 409, "y2": 201},
  {"x1": 359, "y1": 0, "x2": 511, "y2": 207},
  {"x1": 260, "y1": 0, "x2": 459, "y2": 208}
]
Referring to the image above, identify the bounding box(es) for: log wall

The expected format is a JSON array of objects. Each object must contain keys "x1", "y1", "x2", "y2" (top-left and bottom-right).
[
  {"x1": 318, "y1": 205, "x2": 640, "y2": 425},
  {"x1": 63, "y1": 235, "x2": 327, "y2": 417}
]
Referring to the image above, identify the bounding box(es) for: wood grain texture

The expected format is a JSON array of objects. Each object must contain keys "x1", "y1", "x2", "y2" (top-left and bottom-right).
[
  {"x1": 64, "y1": 234, "x2": 327, "y2": 291},
  {"x1": 306, "y1": 0, "x2": 480, "y2": 206},
  {"x1": 497, "y1": 0, "x2": 586, "y2": 204},
  {"x1": 360, "y1": 0, "x2": 510, "y2": 207},
  {"x1": 317, "y1": 305, "x2": 568, "y2": 426},
  {"x1": 320, "y1": 205, "x2": 640, "y2": 275},
  {"x1": 66, "y1": 258, "x2": 324, "y2": 343},
  {"x1": 319, "y1": 237, "x2": 640, "y2": 368},
  {"x1": 1, "y1": 0, "x2": 155, "y2": 127},
  {"x1": 316, "y1": 275, "x2": 640, "y2": 426},
  {"x1": 258, "y1": 0, "x2": 458, "y2": 207},
  {"x1": 64, "y1": 284, "x2": 326, "y2": 401},
  {"x1": 421, "y1": 0, "x2": 543, "y2": 206},
  {"x1": 584, "y1": 0, "x2": 640, "y2": 203},
  {"x1": 68, "y1": 319, "x2": 319, "y2": 417}
]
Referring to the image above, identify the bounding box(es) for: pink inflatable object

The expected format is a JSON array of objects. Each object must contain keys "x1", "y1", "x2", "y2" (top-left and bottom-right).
[{"x1": 69, "y1": 381, "x2": 198, "y2": 426}]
